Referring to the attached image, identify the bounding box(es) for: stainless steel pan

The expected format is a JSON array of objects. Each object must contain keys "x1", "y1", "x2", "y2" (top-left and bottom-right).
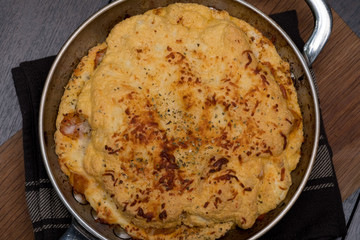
[{"x1": 39, "y1": 0, "x2": 332, "y2": 239}]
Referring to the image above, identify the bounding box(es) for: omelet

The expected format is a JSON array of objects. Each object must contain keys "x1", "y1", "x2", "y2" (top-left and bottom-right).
[{"x1": 54, "y1": 3, "x2": 303, "y2": 240}]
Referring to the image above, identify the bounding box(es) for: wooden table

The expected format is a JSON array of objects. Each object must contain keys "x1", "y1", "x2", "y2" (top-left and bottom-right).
[{"x1": 0, "y1": 1, "x2": 359, "y2": 239}]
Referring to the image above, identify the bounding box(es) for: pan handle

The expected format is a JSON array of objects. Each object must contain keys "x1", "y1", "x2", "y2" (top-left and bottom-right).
[{"x1": 303, "y1": 0, "x2": 332, "y2": 66}]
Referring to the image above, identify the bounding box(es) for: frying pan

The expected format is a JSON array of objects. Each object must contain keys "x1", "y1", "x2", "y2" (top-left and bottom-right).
[{"x1": 39, "y1": 0, "x2": 332, "y2": 239}]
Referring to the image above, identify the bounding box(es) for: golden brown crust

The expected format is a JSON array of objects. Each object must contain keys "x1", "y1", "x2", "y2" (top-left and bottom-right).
[{"x1": 54, "y1": 3, "x2": 303, "y2": 240}]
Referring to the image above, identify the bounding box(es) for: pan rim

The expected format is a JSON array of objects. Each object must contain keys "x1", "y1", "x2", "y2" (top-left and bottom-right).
[{"x1": 38, "y1": 0, "x2": 320, "y2": 239}]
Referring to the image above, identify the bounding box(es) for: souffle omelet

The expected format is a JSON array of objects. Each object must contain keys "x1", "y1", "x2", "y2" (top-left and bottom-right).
[{"x1": 55, "y1": 3, "x2": 303, "y2": 240}]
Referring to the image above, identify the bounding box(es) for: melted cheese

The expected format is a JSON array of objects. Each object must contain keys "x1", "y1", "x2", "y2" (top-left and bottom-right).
[{"x1": 55, "y1": 3, "x2": 303, "y2": 240}]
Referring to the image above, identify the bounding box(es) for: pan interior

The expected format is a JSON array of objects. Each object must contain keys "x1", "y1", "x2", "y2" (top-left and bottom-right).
[{"x1": 40, "y1": 0, "x2": 318, "y2": 239}]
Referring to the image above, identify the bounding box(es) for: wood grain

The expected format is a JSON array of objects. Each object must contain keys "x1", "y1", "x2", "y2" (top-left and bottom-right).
[
  {"x1": 0, "y1": 1, "x2": 359, "y2": 239},
  {"x1": 314, "y1": 11, "x2": 360, "y2": 202},
  {"x1": 0, "y1": 130, "x2": 34, "y2": 240}
]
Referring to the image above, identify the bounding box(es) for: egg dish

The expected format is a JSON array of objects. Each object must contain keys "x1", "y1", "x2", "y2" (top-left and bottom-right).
[{"x1": 54, "y1": 3, "x2": 303, "y2": 240}]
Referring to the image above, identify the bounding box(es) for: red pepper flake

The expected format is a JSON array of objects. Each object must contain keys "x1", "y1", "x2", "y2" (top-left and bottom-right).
[
  {"x1": 104, "y1": 145, "x2": 122, "y2": 155},
  {"x1": 130, "y1": 200, "x2": 137, "y2": 207},
  {"x1": 159, "y1": 172, "x2": 176, "y2": 191},
  {"x1": 209, "y1": 157, "x2": 229, "y2": 173},
  {"x1": 272, "y1": 103, "x2": 279, "y2": 111},
  {"x1": 180, "y1": 179, "x2": 194, "y2": 193},
  {"x1": 279, "y1": 84, "x2": 288, "y2": 99},
  {"x1": 261, "y1": 75, "x2": 270, "y2": 85},
  {"x1": 161, "y1": 203, "x2": 165, "y2": 209},
  {"x1": 158, "y1": 151, "x2": 179, "y2": 170},
  {"x1": 242, "y1": 50, "x2": 253, "y2": 69},
  {"x1": 176, "y1": 17, "x2": 183, "y2": 24},
  {"x1": 233, "y1": 144, "x2": 240, "y2": 151},
  {"x1": 251, "y1": 100, "x2": 260, "y2": 117},
  {"x1": 203, "y1": 202, "x2": 210, "y2": 208},
  {"x1": 214, "y1": 173, "x2": 239, "y2": 182},
  {"x1": 280, "y1": 167, "x2": 285, "y2": 181},
  {"x1": 229, "y1": 82, "x2": 239, "y2": 88},
  {"x1": 102, "y1": 172, "x2": 115, "y2": 181},
  {"x1": 167, "y1": 46, "x2": 172, "y2": 51},
  {"x1": 137, "y1": 207, "x2": 154, "y2": 222},
  {"x1": 159, "y1": 210, "x2": 167, "y2": 220},
  {"x1": 263, "y1": 147, "x2": 273, "y2": 156},
  {"x1": 223, "y1": 102, "x2": 231, "y2": 111},
  {"x1": 227, "y1": 191, "x2": 238, "y2": 201},
  {"x1": 214, "y1": 197, "x2": 222, "y2": 208},
  {"x1": 205, "y1": 93, "x2": 217, "y2": 106},
  {"x1": 137, "y1": 207, "x2": 144, "y2": 217},
  {"x1": 123, "y1": 202, "x2": 129, "y2": 212},
  {"x1": 285, "y1": 118, "x2": 293, "y2": 124}
]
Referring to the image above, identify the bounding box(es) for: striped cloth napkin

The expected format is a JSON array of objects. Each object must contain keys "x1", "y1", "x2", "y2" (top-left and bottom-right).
[{"x1": 12, "y1": 10, "x2": 346, "y2": 240}]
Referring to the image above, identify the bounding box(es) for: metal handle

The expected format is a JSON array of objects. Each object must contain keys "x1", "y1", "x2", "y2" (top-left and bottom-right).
[
  {"x1": 303, "y1": 0, "x2": 333, "y2": 66},
  {"x1": 60, "y1": 218, "x2": 98, "y2": 240}
]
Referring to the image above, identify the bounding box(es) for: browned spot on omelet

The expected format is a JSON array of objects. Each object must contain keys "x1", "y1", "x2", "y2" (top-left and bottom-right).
[{"x1": 70, "y1": 173, "x2": 88, "y2": 194}]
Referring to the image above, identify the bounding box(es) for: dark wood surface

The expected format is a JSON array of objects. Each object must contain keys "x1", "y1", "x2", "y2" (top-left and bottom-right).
[
  {"x1": 0, "y1": 131, "x2": 34, "y2": 240},
  {"x1": 0, "y1": 0, "x2": 359, "y2": 239}
]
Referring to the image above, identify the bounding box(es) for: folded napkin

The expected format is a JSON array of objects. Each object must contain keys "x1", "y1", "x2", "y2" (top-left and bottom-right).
[{"x1": 12, "y1": 10, "x2": 346, "y2": 240}]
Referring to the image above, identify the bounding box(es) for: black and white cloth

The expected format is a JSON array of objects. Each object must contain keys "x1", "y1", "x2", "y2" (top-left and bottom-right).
[{"x1": 12, "y1": 10, "x2": 346, "y2": 240}]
